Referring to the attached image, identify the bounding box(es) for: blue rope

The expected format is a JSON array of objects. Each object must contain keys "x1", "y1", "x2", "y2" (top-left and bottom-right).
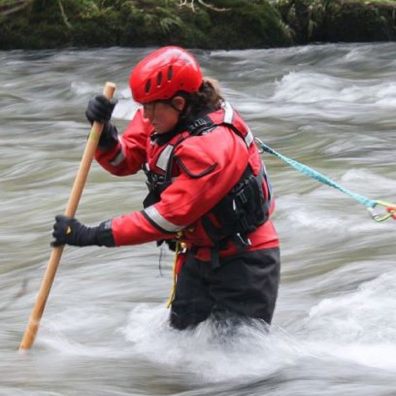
[{"x1": 256, "y1": 139, "x2": 377, "y2": 209}]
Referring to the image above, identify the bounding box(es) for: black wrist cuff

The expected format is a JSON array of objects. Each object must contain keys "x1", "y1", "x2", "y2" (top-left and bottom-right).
[
  {"x1": 98, "y1": 123, "x2": 119, "y2": 151},
  {"x1": 96, "y1": 220, "x2": 116, "y2": 247}
]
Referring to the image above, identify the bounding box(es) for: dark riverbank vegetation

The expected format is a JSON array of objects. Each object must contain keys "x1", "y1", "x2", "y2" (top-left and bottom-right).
[{"x1": 1, "y1": 0, "x2": 396, "y2": 49}]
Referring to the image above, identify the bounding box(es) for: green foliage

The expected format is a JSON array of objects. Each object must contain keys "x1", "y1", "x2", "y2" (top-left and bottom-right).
[
  {"x1": 200, "y1": 0, "x2": 292, "y2": 48},
  {"x1": 274, "y1": 0, "x2": 396, "y2": 43},
  {"x1": 117, "y1": 0, "x2": 292, "y2": 48},
  {"x1": 275, "y1": 0, "x2": 330, "y2": 42},
  {"x1": 1, "y1": 0, "x2": 396, "y2": 49},
  {"x1": 324, "y1": 0, "x2": 396, "y2": 42}
]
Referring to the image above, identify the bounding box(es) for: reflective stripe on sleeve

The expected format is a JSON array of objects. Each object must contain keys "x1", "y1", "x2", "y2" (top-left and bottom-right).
[
  {"x1": 144, "y1": 205, "x2": 184, "y2": 232},
  {"x1": 109, "y1": 149, "x2": 125, "y2": 166}
]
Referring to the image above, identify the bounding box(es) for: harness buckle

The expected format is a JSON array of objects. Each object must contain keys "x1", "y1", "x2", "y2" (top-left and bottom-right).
[{"x1": 234, "y1": 233, "x2": 251, "y2": 248}]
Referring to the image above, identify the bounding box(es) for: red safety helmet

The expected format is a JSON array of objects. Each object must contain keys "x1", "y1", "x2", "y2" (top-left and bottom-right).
[{"x1": 129, "y1": 46, "x2": 203, "y2": 104}]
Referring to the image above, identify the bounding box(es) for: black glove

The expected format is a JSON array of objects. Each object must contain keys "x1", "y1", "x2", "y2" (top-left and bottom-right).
[
  {"x1": 86, "y1": 95, "x2": 118, "y2": 124},
  {"x1": 51, "y1": 215, "x2": 115, "y2": 247},
  {"x1": 86, "y1": 95, "x2": 119, "y2": 151},
  {"x1": 97, "y1": 122, "x2": 119, "y2": 151}
]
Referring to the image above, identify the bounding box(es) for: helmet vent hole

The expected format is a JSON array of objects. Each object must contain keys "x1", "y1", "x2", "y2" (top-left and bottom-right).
[
  {"x1": 156, "y1": 72, "x2": 163, "y2": 87},
  {"x1": 145, "y1": 79, "x2": 151, "y2": 94},
  {"x1": 167, "y1": 66, "x2": 173, "y2": 81}
]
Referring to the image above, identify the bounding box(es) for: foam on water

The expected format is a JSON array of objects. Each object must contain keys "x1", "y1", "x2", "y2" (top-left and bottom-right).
[
  {"x1": 295, "y1": 270, "x2": 396, "y2": 373},
  {"x1": 117, "y1": 264, "x2": 396, "y2": 382},
  {"x1": 121, "y1": 304, "x2": 304, "y2": 383}
]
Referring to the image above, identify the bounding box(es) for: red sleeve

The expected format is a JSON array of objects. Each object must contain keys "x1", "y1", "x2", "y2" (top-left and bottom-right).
[
  {"x1": 110, "y1": 127, "x2": 249, "y2": 246},
  {"x1": 95, "y1": 108, "x2": 151, "y2": 176},
  {"x1": 111, "y1": 211, "x2": 175, "y2": 246}
]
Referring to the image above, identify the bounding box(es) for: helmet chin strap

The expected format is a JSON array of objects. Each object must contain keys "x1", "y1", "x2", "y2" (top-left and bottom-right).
[
  {"x1": 168, "y1": 94, "x2": 188, "y2": 114},
  {"x1": 171, "y1": 93, "x2": 194, "y2": 125},
  {"x1": 169, "y1": 102, "x2": 184, "y2": 113},
  {"x1": 149, "y1": 95, "x2": 190, "y2": 132}
]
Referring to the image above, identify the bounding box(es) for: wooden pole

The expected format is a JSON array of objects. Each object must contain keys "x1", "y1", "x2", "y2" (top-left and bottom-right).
[{"x1": 19, "y1": 82, "x2": 116, "y2": 351}]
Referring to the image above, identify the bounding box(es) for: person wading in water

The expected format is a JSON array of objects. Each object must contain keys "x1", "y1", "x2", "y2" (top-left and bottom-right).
[{"x1": 52, "y1": 46, "x2": 280, "y2": 330}]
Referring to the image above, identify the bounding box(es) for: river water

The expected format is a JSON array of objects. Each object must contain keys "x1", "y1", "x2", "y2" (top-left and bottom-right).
[{"x1": 0, "y1": 44, "x2": 395, "y2": 395}]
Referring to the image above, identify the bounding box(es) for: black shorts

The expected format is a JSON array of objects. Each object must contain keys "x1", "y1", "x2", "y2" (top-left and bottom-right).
[{"x1": 170, "y1": 247, "x2": 280, "y2": 330}]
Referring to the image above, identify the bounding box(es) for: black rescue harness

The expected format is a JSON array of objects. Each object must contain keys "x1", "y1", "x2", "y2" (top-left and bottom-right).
[{"x1": 142, "y1": 110, "x2": 271, "y2": 259}]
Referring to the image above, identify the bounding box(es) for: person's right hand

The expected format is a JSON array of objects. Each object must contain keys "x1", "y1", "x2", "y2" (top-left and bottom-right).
[{"x1": 85, "y1": 94, "x2": 118, "y2": 124}]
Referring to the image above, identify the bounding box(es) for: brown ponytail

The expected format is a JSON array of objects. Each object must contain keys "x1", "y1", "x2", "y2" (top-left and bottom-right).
[{"x1": 180, "y1": 77, "x2": 224, "y2": 119}]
